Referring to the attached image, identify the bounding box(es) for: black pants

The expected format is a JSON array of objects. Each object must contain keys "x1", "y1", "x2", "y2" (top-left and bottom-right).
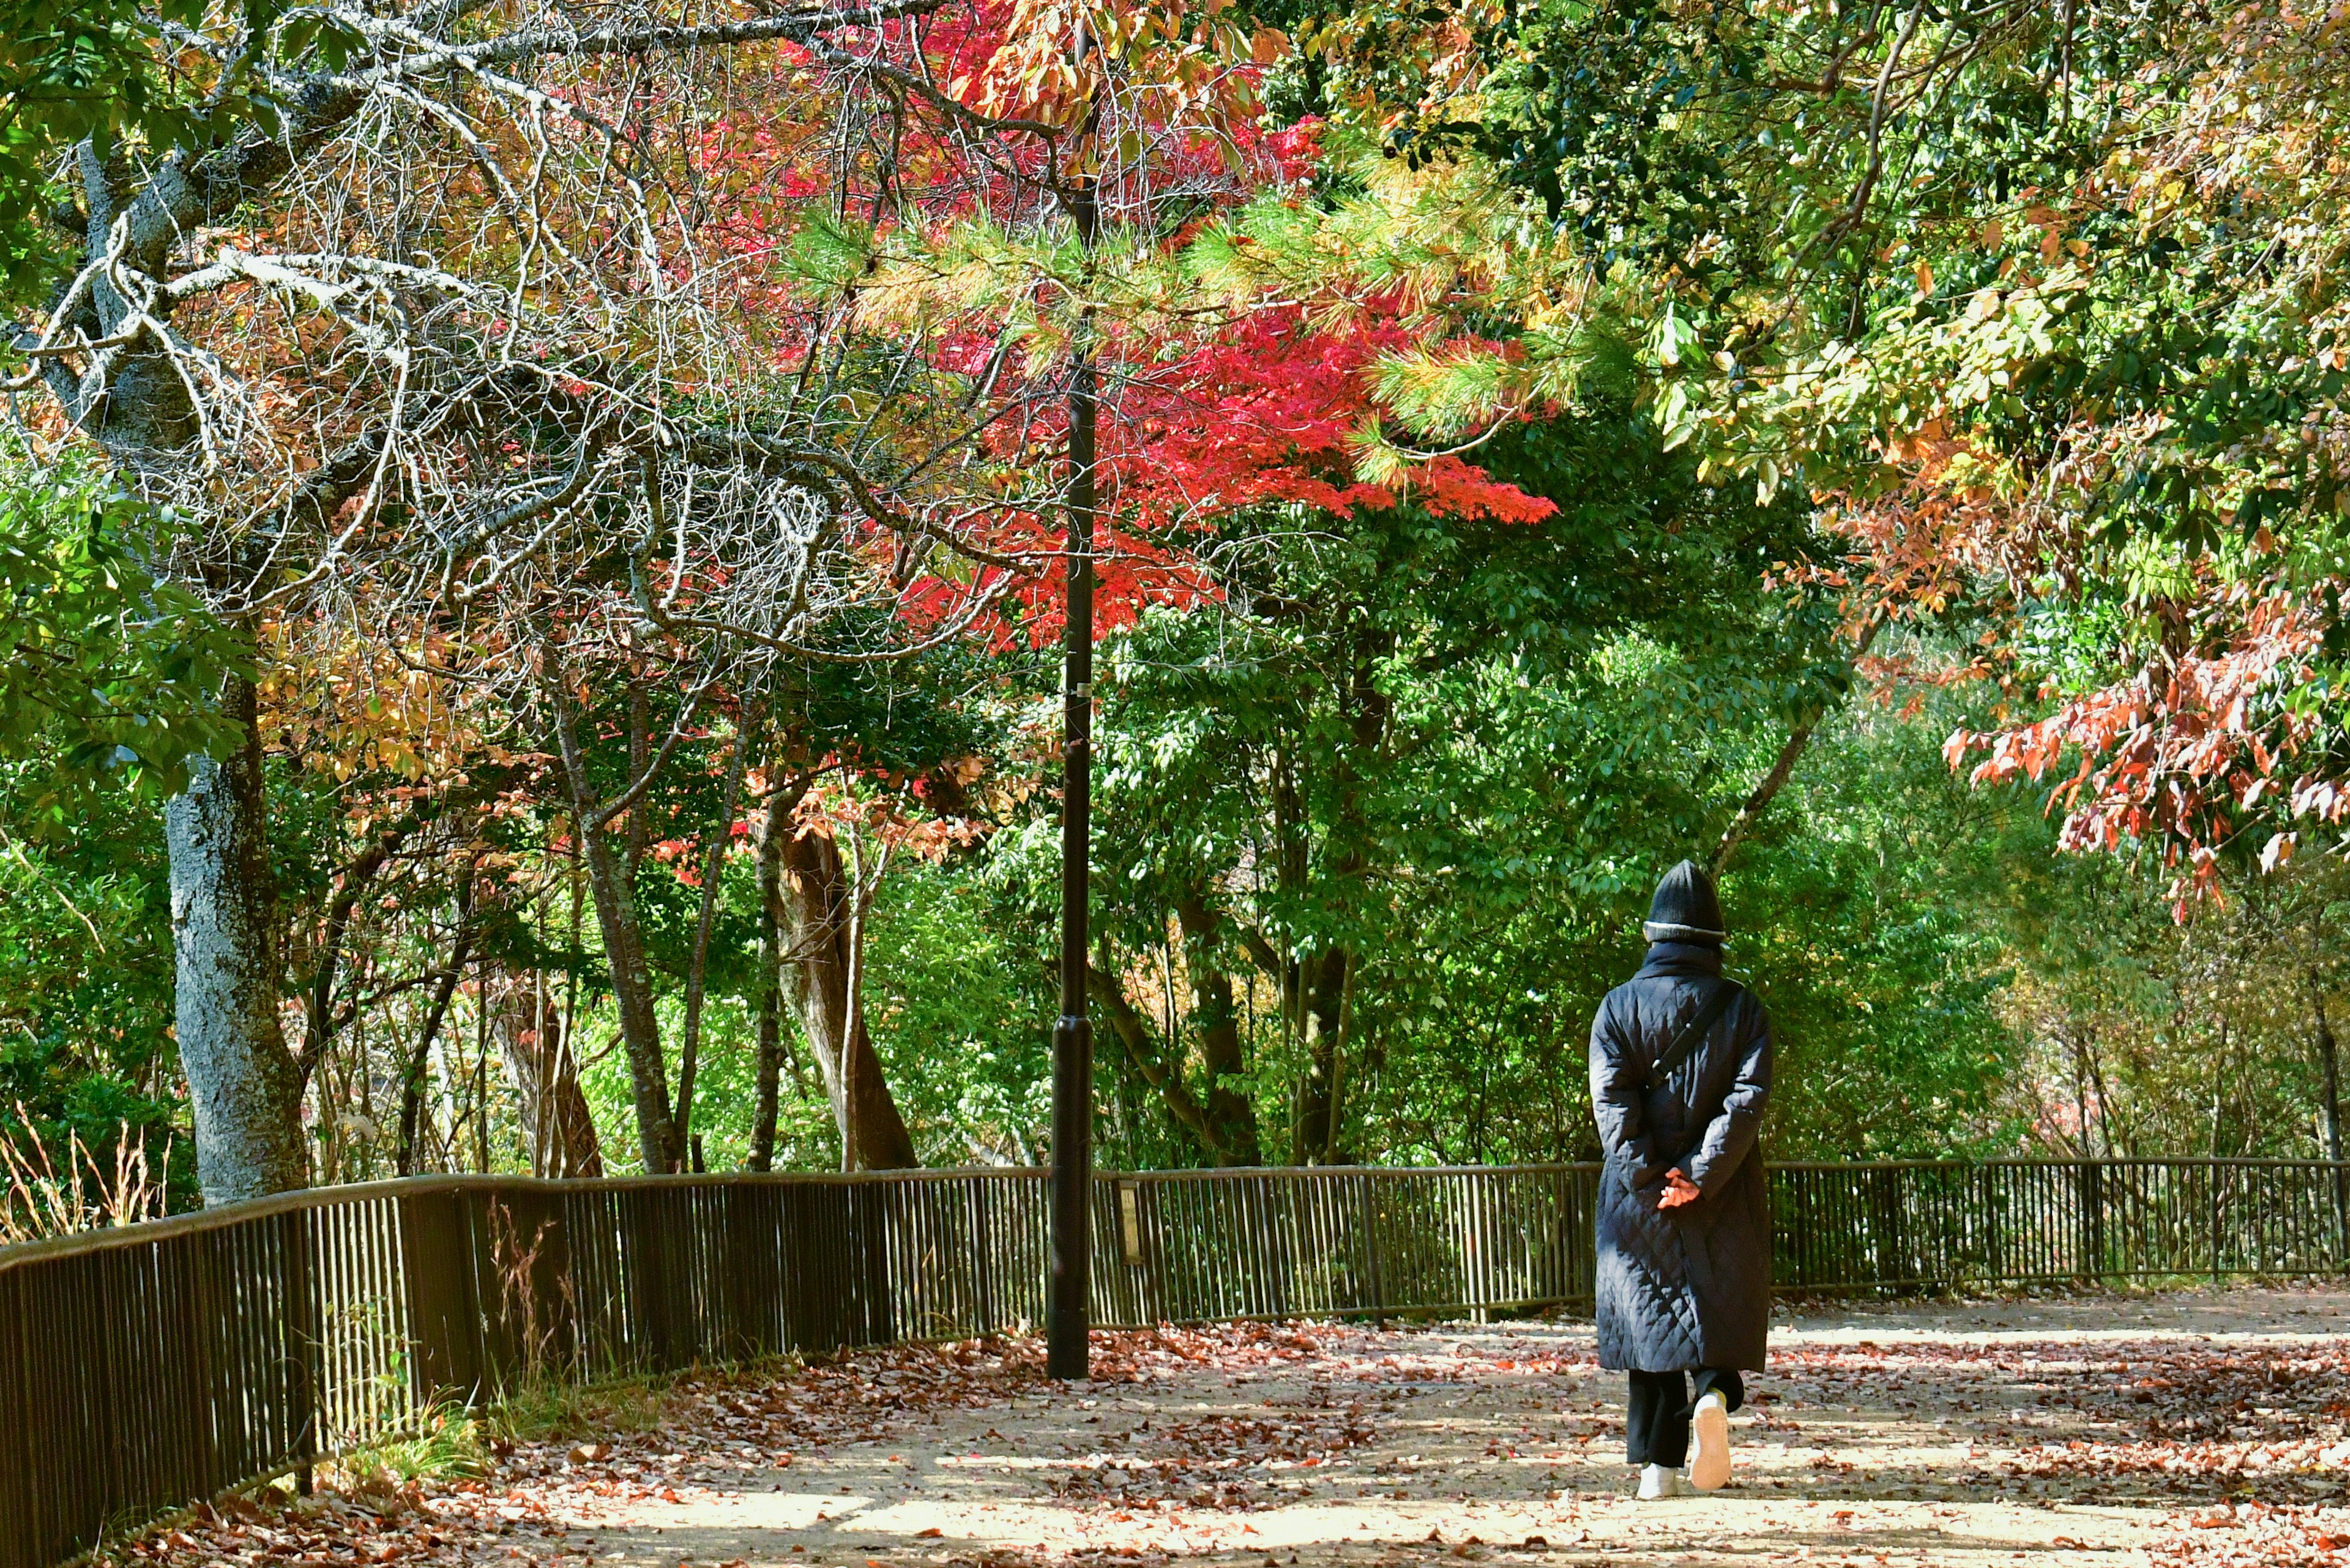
[{"x1": 1626, "y1": 1368, "x2": 1744, "y2": 1466}]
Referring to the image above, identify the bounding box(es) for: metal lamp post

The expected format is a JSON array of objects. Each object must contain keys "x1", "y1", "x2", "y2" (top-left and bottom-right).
[{"x1": 1048, "y1": 171, "x2": 1100, "y2": 1382}]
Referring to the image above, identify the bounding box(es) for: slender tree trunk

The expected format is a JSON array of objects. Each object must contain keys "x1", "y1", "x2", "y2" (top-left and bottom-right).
[
  {"x1": 1176, "y1": 895, "x2": 1261, "y2": 1165},
  {"x1": 493, "y1": 971, "x2": 603, "y2": 1178},
  {"x1": 2311, "y1": 968, "x2": 2346, "y2": 1244},
  {"x1": 2313, "y1": 969, "x2": 2344, "y2": 1163},
  {"x1": 676, "y1": 722, "x2": 750, "y2": 1151},
  {"x1": 1292, "y1": 947, "x2": 1349, "y2": 1163},
  {"x1": 2209, "y1": 1017, "x2": 2229, "y2": 1157},
  {"x1": 1713, "y1": 616, "x2": 1884, "y2": 876},
  {"x1": 1323, "y1": 956, "x2": 1356, "y2": 1164},
  {"x1": 166, "y1": 674, "x2": 309, "y2": 1204},
  {"x1": 748, "y1": 779, "x2": 792, "y2": 1172},
  {"x1": 780, "y1": 824, "x2": 915, "y2": 1170},
  {"x1": 299, "y1": 817, "x2": 415, "y2": 1093},
  {"x1": 1086, "y1": 955, "x2": 1226, "y2": 1160},
  {"x1": 1289, "y1": 642, "x2": 1382, "y2": 1165},
  {"x1": 398, "y1": 872, "x2": 475, "y2": 1176},
  {"x1": 550, "y1": 688, "x2": 681, "y2": 1173}
]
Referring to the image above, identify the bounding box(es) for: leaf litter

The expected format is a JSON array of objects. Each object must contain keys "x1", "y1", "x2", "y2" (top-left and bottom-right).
[{"x1": 119, "y1": 1289, "x2": 2350, "y2": 1567}]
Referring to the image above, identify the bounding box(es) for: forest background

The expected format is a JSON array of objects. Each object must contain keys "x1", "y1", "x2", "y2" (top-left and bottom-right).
[{"x1": 2, "y1": 0, "x2": 2348, "y2": 1223}]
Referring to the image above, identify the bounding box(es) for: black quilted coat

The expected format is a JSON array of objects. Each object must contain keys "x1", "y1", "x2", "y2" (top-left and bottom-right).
[{"x1": 1588, "y1": 940, "x2": 1774, "y2": 1372}]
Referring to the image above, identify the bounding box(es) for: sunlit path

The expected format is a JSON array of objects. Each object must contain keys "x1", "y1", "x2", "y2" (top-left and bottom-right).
[{"x1": 124, "y1": 1286, "x2": 2350, "y2": 1568}]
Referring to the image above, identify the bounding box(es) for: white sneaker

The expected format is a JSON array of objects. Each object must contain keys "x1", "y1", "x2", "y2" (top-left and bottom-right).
[
  {"x1": 1689, "y1": 1391, "x2": 1732, "y2": 1491},
  {"x1": 1636, "y1": 1463, "x2": 1690, "y2": 1500}
]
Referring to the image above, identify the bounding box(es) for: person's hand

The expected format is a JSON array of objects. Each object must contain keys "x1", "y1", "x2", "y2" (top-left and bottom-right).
[{"x1": 1658, "y1": 1169, "x2": 1701, "y2": 1210}]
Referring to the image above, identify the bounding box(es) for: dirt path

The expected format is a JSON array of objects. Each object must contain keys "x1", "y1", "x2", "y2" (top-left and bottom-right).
[{"x1": 143, "y1": 1286, "x2": 2350, "y2": 1568}]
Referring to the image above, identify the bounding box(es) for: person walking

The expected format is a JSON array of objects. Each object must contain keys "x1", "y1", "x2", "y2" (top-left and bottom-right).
[{"x1": 1589, "y1": 859, "x2": 1773, "y2": 1500}]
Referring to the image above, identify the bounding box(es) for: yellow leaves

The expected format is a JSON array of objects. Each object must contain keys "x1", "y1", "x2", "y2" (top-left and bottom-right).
[
  {"x1": 849, "y1": 219, "x2": 1181, "y2": 369},
  {"x1": 1368, "y1": 345, "x2": 1517, "y2": 441},
  {"x1": 1342, "y1": 417, "x2": 1406, "y2": 490},
  {"x1": 257, "y1": 622, "x2": 498, "y2": 790}
]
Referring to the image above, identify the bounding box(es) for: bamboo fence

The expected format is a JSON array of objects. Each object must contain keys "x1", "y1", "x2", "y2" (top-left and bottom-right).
[{"x1": 3, "y1": 1158, "x2": 2343, "y2": 1567}]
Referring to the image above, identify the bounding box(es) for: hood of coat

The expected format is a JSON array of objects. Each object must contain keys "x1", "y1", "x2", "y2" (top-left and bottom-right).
[{"x1": 1636, "y1": 940, "x2": 1725, "y2": 980}]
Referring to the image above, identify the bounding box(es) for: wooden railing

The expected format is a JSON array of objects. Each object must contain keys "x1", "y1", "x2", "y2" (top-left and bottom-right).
[{"x1": 6, "y1": 1158, "x2": 2347, "y2": 1567}]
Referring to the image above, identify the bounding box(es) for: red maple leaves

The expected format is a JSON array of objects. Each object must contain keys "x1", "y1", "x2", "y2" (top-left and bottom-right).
[
  {"x1": 660, "y1": 19, "x2": 1553, "y2": 658},
  {"x1": 941, "y1": 306, "x2": 1554, "y2": 644},
  {"x1": 1106, "y1": 307, "x2": 1554, "y2": 531},
  {"x1": 1837, "y1": 433, "x2": 2348, "y2": 909}
]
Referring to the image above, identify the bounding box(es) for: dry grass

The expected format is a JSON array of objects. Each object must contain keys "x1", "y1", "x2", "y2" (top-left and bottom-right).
[{"x1": 0, "y1": 1109, "x2": 169, "y2": 1245}]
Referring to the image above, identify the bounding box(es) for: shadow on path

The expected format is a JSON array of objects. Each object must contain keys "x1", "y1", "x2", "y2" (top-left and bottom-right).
[{"x1": 143, "y1": 1286, "x2": 2350, "y2": 1568}]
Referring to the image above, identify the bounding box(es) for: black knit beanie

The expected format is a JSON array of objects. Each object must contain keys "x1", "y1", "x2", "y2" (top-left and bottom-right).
[{"x1": 1643, "y1": 859, "x2": 1726, "y2": 946}]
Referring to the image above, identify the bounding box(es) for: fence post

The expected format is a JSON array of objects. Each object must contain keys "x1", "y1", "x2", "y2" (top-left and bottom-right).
[
  {"x1": 2210, "y1": 1162, "x2": 2226, "y2": 1284},
  {"x1": 399, "y1": 1186, "x2": 487, "y2": 1404},
  {"x1": 1345, "y1": 1174, "x2": 1380, "y2": 1327},
  {"x1": 0, "y1": 1269, "x2": 28, "y2": 1568},
  {"x1": 286, "y1": 1207, "x2": 319, "y2": 1496},
  {"x1": 2075, "y1": 1162, "x2": 2106, "y2": 1282}
]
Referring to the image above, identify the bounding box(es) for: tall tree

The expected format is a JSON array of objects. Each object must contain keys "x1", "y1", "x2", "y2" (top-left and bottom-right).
[{"x1": 4, "y1": 0, "x2": 1259, "y2": 1190}]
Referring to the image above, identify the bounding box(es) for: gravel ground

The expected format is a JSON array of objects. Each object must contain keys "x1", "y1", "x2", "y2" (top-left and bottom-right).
[{"x1": 135, "y1": 1285, "x2": 2350, "y2": 1568}]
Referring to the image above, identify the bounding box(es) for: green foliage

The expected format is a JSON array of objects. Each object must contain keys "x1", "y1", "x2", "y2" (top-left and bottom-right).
[
  {"x1": 0, "y1": 445, "x2": 245, "y2": 815},
  {"x1": 0, "y1": 765, "x2": 185, "y2": 1195},
  {"x1": 0, "y1": 0, "x2": 357, "y2": 297},
  {"x1": 336, "y1": 1403, "x2": 491, "y2": 1489},
  {"x1": 1723, "y1": 683, "x2": 2037, "y2": 1157},
  {"x1": 862, "y1": 856, "x2": 1053, "y2": 1164}
]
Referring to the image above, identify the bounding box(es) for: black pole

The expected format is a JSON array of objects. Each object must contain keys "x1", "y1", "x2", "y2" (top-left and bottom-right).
[{"x1": 1048, "y1": 174, "x2": 1100, "y2": 1381}]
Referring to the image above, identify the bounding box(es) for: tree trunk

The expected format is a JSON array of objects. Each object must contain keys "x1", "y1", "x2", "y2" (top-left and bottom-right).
[
  {"x1": 1176, "y1": 895, "x2": 1261, "y2": 1165},
  {"x1": 1292, "y1": 947, "x2": 1349, "y2": 1164},
  {"x1": 299, "y1": 816, "x2": 416, "y2": 1093},
  {"x1": 676, "y1": 724, "x2": 749, "y2": 1151},
  {"x1": 747, "y1": 778, "x2": 796, "y2": 1171},
  {"x1": 398, "y1": 872, "x2": 475, "y2": 1176},
  {"x1": 1712, "y1": 616, "x2": 1884, "y2": 876},
  {"x1": 2310, "y1": 964, "x2": 2348, "y2": 1244},
  {"x1": 166, "y1": 674, "x2": 309, "y2": 1204},
  {"x1": 493, "y1": 971, "x2": 604, "y2": 1178},
  {"x1": 1288, "y1": 641, "x2": 1382, "y2": 1165},
  {"x1": 2313, "y1": 968, "x2": 2343, "y2": 1161},
  {"x1": 780, "y1": 824, "x2": 916, "y2": 1170},
  {"x1": 1087, "y1": 957, "x2": 1225, "y2": 1160},
  {"x1": 550, "y1": 687, "x2": 681, "y2": 1173}
]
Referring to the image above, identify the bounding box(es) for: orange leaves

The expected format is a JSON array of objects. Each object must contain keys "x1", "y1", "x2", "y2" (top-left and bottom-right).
[
  {"x1": 1817, "y1": 431, "x2": 2040, "y2": 633},
  {"x1": 947, "y1": 0, "x2": 1280, "y2": 160},
  {"x1": 256, "y1": 622, "x2": 507, "y2": 791},
  {"x1": 1832, "y1": 423, "x2": 2350, "y2": 913},
  {"x1": 1944, "y1": 595, "x2": 2333, "y2": 908},
  {"x1": 792, "y1": 771, "x2": 987, "y2": 866}
]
